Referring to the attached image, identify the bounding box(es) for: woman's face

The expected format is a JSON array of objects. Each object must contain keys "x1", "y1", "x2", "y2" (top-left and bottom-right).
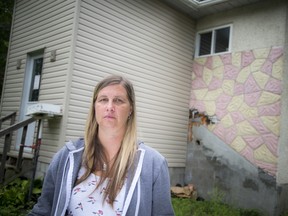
[{"x1": 95, "y1": 84, "x2": 132, "y2": 132}]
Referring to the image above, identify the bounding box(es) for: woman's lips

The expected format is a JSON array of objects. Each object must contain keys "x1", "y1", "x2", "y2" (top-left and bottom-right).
[{"x1": 104, "y1": 115, "x2": 115, "y2": 119}]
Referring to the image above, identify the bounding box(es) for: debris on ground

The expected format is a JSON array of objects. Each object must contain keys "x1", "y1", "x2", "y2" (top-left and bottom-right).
[{"x1": 171, "y1": 183, "x2": 197, "y2": 199}]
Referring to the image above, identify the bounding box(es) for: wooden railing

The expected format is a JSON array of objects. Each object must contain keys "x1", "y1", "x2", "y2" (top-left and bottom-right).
[
  {"x1": 0, "y1": 113, "x2": 40, "y2": 185},
  {"x1": 0, "y1": 111, "x2": 16, "y2": 130}
]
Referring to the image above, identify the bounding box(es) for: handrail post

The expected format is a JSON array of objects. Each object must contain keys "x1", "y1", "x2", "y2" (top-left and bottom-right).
[
  {"x1": 11, "y1": 113, "x2": 16, "y2": 126},
  {"x1": 15, "y1": 125, "x2": 28, "y2": 171},
  {"x1": 0, "y1": 133, "x2": 11, "y2": 184},
  {"x1": 28, "y1": 119, "x2": 42, "y2": 201}
]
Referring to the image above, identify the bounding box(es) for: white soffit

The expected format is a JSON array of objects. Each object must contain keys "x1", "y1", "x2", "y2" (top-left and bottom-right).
[{"x1": 181, "y1": 0, "x2": 228, "y2": 9}]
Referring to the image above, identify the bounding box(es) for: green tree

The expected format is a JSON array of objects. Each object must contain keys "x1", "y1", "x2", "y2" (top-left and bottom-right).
[{"x1": 0, "y1": 0, "x2": 14, "y2": 97}]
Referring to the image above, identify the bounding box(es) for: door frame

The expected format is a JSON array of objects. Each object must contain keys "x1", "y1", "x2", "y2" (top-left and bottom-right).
[{"x1": 16, "y1": 51, "x2": 44, "y2": 150}]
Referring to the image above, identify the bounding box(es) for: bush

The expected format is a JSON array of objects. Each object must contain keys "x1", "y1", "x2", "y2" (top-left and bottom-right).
[{"x1": 0, "y1": 177, "x2": 42, "y2": 216}]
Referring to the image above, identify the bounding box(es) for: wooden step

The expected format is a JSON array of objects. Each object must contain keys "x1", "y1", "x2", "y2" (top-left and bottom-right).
[
  {"x1": 7, "y1": 150, "x2": 33, "y2": 160},
  {"x1": 5, "y1": 164, "x2": 17, "y2": 170},
  {"x1": 0, "y1": 150, "x2": 34, "y2": 172}
]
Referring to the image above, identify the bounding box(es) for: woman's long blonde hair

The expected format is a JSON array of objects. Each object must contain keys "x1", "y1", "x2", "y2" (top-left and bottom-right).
[{"x1": 77, "y1": 75, "x2": 138, "y2": 205}]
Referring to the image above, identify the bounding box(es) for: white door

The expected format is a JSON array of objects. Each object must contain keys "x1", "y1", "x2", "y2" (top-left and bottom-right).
[{"x1": 16, "y1": 52, "x2": 43, "y2": 150}]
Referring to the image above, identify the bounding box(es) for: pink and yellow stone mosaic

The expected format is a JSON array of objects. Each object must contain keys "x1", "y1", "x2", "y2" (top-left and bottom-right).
[{"x1": 190, "y1": 47, "x2": 283, "y2": 176}]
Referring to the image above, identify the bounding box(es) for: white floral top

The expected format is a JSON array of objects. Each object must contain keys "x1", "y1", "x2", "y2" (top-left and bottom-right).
[{"x1": 67, "y1": 167, "x2": 126, "y2": 216}]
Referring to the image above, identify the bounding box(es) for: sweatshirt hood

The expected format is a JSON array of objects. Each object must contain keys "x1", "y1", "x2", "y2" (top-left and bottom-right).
[{"x1": 65, "y1": 138, "x2": 85, "y2": 152}]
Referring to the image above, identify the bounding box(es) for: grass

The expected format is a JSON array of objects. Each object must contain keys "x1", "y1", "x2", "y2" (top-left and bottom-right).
[
  {"x1": 172, "y1": 197, "x2": 264, "y2": 216},
  {"x1": 171, "y1": 188, "x2": 263, "y2": 216}
]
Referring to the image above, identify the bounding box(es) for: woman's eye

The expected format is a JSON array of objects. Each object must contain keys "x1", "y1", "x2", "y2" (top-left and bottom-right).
[
  {"x1": 98, "y1": 98, "x2": 108, "y2": 102},
  {"x1": 114, "y1": 98, "x2": 123, "y2": 104}
]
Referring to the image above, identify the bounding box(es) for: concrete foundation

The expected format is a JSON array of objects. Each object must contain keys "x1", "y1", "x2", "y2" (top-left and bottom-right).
[
  {"x1": 184, "y1": 126, "x2": 287, "y2": 216},
  {"x1": 169, "y1": 167, "x2": 185, "y2": 186}
]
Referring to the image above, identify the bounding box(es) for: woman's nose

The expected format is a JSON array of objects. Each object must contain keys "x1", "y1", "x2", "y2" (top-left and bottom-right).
[{"x1": 106, "y1": 101, "x2": 115, "y2": 111}]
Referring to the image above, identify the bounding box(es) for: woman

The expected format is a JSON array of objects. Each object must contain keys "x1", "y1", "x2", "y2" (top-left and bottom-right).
[{"x1": 28, "y1": 75, "x2": 175, "y2": 216}]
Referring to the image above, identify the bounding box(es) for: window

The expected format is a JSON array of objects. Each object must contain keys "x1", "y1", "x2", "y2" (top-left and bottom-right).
[
  {"x1": 196, "y1": 25, "x2": 232, "y2": 57},
  {"x1": 29, "y1": 57, "x2": 43, "y2": 101}
]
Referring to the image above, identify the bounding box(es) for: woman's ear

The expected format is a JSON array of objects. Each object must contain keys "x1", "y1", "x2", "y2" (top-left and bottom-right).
[
  {"x1": 130, "y1": 106, "x2": 133, "y2": 115},
  {"x1": 128, "y1": 109, "x2": 132, "y2": 119}
]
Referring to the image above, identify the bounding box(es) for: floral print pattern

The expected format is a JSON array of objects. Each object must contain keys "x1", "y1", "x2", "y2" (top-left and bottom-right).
[{"x1": 67, "y1": 167, "x2": 126, "y2": 216}]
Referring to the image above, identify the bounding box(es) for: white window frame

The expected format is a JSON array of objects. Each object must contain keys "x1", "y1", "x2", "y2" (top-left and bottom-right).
[{"x1": 195, "y1": 24, "x2": 232, "y2": 57}]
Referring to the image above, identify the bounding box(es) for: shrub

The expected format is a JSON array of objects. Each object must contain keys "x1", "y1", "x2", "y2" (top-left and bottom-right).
[{"x1": 0, "y1": 177, "x2": 42, "y2": 216}]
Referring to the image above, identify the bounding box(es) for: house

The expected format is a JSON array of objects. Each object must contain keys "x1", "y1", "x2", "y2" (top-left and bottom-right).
[
  {"x1": 0, "y1": 0, "x2": 287, "y2": 215},
  {"x1": 168, "y1": 0, "x2": 287, "y2": 215}
]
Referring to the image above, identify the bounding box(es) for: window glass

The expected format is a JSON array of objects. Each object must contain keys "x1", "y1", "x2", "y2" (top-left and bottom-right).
[
  {"x1": 199, "y1": 32, "x2": 212, "y2": 56},
  {"x1": 215, "y1": 27, "x2": 230, "y2": 53},
  {"x1": 29, "y1": 57, "x2": 43, "y2": 101}
]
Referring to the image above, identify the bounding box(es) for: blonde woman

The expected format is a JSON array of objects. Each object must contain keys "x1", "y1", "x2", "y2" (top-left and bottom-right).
[{"x1": 28, "y1": 75, "x2": 175, "y2": 216}]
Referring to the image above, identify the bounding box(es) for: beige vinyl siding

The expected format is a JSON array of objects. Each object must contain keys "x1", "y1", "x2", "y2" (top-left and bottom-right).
[
  {"x1": 0, "y1": 0, "x2": 76, "y2": 162},
  {"x1": 67, "y1": 0, "x2": 195, "y2": 167}
]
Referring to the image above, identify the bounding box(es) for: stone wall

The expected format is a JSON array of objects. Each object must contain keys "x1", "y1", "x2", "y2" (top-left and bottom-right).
[{"x1": 189, "y1": 46, "x2": 283, "y2": 176}]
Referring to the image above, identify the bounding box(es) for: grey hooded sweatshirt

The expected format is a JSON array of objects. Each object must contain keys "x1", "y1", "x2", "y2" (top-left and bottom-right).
[{"x1": 28, "y1": 138, "x2": 175, "y2": 216}]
